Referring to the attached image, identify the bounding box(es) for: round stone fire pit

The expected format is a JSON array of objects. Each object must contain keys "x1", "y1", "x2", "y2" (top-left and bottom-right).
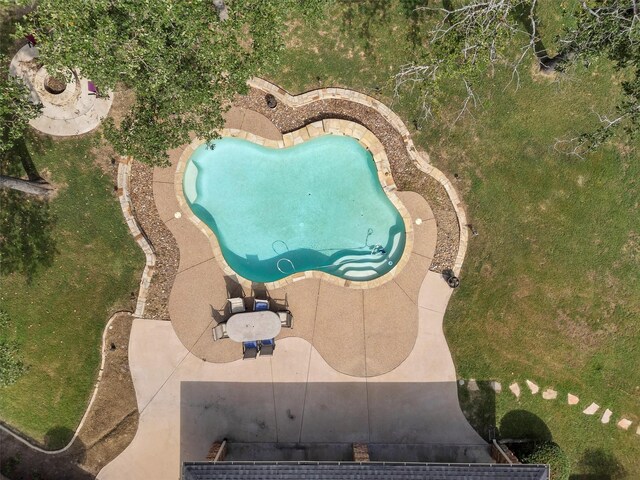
[{"x1": 9, "y1": 44, "x2": 113, "y2": 136}]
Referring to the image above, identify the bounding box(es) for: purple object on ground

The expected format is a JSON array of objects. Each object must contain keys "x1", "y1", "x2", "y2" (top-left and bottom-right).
[
  {"x1": 25, "y1": 34, "x2": 36, "y2": 47},
  {"x1": 88, "y1": 81, "x2": 98, "y2": 95}
]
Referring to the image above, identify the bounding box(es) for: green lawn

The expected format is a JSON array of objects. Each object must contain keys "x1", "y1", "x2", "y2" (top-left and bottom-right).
[
  {"x1": 0, "y1": 135, "x2": 143, "y2": 448},
  {"x1": 272, "y1": 1, "x2": 639, "y2": 475},
  {"x1": 459, "y1": 381, "x2": 637, "y2": 478}
]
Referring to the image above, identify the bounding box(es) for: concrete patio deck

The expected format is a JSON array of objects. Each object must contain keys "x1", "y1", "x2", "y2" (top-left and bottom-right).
[
  {"x1": 153, "y1": 108, "x2": 438, "y2": 377},
  {"x1": 97, "y1": 270, "x2": 488, "y2": 480}
]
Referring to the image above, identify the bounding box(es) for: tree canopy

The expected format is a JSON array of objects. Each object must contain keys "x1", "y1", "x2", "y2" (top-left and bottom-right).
[
  {"x1": 522, "y1": 441, "x2": 570, "y2": 480},
  {"x1": 18, "y1": 0, "x2": 322, "y2": 165},
  {"x1": 394, "y1": 0, "x2": 639, "y2": 155},
  {"x1": 0, "y1": 60, "x2": 41, "y2": 156},
  {"x1": 556, "y1": 0, "x2": 640, "y2": 156}
]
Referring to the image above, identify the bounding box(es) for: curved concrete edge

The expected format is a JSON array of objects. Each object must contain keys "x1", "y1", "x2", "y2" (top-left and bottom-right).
[
  {"x1": 98, "y1": 288, "x2": 485, "y2": 479},
  {"x1": 0, "y1": 311, "x2": 129, "y2": 455},
  {"x1": 248, "y1": 78, "x2": 468, "y2": 276},
  {"x1": 175, "y1": 122, "x2": 414, "y2": 291},
  {"x1": 0, "y1": 156, "x2": 155, "y2": 454},
  {"x1": 117, "y1": 157, "x2": 156, "y2": 317},
  {"x1": 163, "y1": 183, "x2": 430, "y2": 378}
]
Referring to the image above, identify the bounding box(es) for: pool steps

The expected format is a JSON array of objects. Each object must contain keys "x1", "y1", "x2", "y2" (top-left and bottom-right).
[{"x1": 333, "y1": 231, "x2": 403, "y2": 280}]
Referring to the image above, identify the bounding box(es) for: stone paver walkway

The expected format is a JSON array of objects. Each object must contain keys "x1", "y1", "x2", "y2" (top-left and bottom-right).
[
  {"x1": 9, "y1": 45, "x2": 113, "y2": 136},
  {"x1": 525, "y1": 380, "x2": 539, "y2": 395},
  {"x1": 509, "y1": 382, "x2": 521, "y2": 398},
  {"x1": 97, "y1": 271, "x2": 488, "y2": 480},
  {"x1": 583, "y1": 403, "x2": 600, "y2": 415},
  {"x1": 503, "y1": 380, "x2": 638, "y2": 434}
]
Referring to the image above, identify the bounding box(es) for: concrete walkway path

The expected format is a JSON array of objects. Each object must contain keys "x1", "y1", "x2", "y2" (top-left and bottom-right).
[{"x1": 97, "y1": 271, "x2": 487, "y2": 480}]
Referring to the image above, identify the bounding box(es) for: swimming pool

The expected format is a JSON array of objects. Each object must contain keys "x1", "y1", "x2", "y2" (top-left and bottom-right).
[{"x1": 182, "y1": 135, "x2": 406, "y2": 283}]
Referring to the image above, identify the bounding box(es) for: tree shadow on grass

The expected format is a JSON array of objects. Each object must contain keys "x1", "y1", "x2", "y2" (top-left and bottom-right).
[
  {"x1": 0, "y1": 138, "x2": 57, "y2": 282},
  {"x1": 0, "y1": 426, "x2": 92, "y2": 480},
  {"x1": 499, "y1": 409, "x2": 553, "y2": 442},
  {"x1": 456, "y1": 380, "x2": 497, "y2": 441},
  {"x1": 43, "y1": 426, "x2": 80, "y2": 453},
  {"x1": 399, "y1": 0, "x2": 430, "y2": 47},
  {"x1": 498, "y1": 409, "x2": 553, "y2": 461},
  {"x1": 340, "y1": 0, "x2": 391, "y2": 56},
  {"x1": 570, "y1": 449, "x2": 628, "y2": 480},
  {"x1": 340, "y1": 0, "x2": 431, "y2": 54},
  {"x1": 0, "y1": 189, "x2": 57, "y2": 282}
]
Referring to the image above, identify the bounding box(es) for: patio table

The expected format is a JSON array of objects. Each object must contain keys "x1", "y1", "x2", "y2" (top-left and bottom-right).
[{"x1": 226, "y1": 311, "x2": 282, "y2": 343}]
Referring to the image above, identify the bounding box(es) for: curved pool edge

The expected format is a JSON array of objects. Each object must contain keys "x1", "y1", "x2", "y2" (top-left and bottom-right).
[
  {"x1": 174, "y1": 122, "x2": 414, "y2": 291},
  {"x1": 249, "y1": 78, "x2": 468, "y2": 277}
]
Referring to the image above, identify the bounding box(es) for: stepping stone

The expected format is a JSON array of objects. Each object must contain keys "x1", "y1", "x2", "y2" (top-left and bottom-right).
[
  {"x1": 583, "y1": 403, "x2": 600, "y2": 415},
  {"x1": 601, "y1": 409, "x2": 612, "y2": 424},
  {"x1": 567, "y1": 393, "x2": 579, "y2": 405},
  {"x1": 636, "y1": 425, "x2": 640, "y2": 436},
  {"x1": 467, "y1": 379, "x2": 479, "y2": 392},
  {"x1": 526, "y1": 380, "x2": 539, "y2": 394},
  {"x1": 509, "y1": 382, "x2": 521, "y2": 398},
  {"x1": 542, "y1": 388, "x2": 557, "y2": 400},
  {"x1": 490, "y1": 381, "x2": 502, "y2": 393},
  {"x1": 617, "y1": 418, "x2": 632, "y2": 430}
]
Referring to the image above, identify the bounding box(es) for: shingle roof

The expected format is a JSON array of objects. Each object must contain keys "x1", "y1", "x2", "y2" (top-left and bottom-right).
[{"x1": 182, "y1": 461, "x2": 549, "y2": 480}]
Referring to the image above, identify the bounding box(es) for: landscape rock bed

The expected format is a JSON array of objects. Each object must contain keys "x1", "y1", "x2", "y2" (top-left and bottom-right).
[{"x1": 129, "y1": 162, "x2": 179, "y2": 320}]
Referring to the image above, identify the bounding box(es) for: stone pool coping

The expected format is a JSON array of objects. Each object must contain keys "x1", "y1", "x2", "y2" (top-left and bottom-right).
[
  {"x1": 248, "y1": 78, "x2": 468, "y2": 275},
  {"x1": 174, "y1": 121, "x2": 415, "y2": 291}
]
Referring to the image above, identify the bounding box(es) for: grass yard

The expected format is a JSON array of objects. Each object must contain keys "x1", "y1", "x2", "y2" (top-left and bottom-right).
[
  {"x1": 272, "y1": 1, "x2": 639, "y2": 475},
  {"x1": 459, "y1": 381, "x2": 636, "y2": 478},
  {"x1": 0, "y1": 134, "x2": 143, "y2": 448}
]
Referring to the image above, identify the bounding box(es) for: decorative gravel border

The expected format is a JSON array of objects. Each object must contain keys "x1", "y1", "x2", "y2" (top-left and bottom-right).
[
  {"x1": 117, "y1": 157, "x2": 155, "y2": 317},
  {"x1": 248, "y1": 78, "x2": 468, "y2": 275},
  {"x1": 174, "y1": 121, "x2": 415, "y2": 290}
]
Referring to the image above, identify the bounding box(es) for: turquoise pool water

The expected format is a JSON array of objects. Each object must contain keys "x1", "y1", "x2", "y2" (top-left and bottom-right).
[{"x1": 183, "y1": 135, "x2": 406, "y2": 283}]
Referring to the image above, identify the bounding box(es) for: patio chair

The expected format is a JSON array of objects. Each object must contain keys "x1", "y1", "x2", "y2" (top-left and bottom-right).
[
  {"x1": 228, "y1": 297, "x2": 246, "y2": 314},
  {"x1": 254, "y1": 298, "x2": 270, "y2": 311},
  {"x1": 243, "y1": 341, "x2": 259, "y2": 360},
  {"x1": 278, "y1": 310, "x2": 293, "y2": 329},
  {"x1": 259, "y1": 338, "x2": 275, "y2": 356},
  {"x1": 212, "y1": 323, "x2": 228, "y2": 341}
]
